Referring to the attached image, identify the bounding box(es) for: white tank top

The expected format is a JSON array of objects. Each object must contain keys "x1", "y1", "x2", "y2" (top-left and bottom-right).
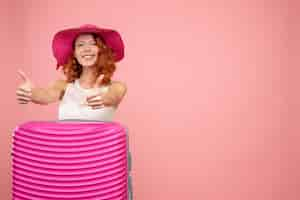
[{"x1": 58, "y1": 79, "x2": 116, "y2": 121}]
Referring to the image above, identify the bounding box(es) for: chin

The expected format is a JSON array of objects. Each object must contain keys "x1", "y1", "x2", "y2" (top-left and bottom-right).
[{"x1": 81, "y1": 61, "x2": 97, "y2": 67}]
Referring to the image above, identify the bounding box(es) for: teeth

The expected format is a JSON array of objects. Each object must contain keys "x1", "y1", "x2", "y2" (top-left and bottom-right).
[{"x1": 83, "y1": 55, "x2": 94, "y2": 59}]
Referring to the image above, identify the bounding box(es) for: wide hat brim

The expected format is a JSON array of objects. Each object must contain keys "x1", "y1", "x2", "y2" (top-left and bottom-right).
[{"x1": 52, "y1": 24, "x2": 125, "y2": 69}]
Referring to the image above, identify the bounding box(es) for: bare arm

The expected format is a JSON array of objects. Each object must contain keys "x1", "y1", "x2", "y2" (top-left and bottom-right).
[
  {"x1": 16, "y1": 70, "x2": 67, "y2": 105},
  {"x1": 31, "y1": 79, "x2": 67, "y2": 105},
  {"x1": 103, "y1": 81, "x2": 127, "y2": 108}
]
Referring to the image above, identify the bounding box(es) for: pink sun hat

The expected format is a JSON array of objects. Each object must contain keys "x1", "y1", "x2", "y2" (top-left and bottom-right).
[{"x1": 52, "y1": 24, "x2": 125, "y2": 70}]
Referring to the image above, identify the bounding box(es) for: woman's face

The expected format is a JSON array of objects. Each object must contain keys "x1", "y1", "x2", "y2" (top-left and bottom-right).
[{"x1": 74, "y1": 34, "x2": 100, "y2": 67}]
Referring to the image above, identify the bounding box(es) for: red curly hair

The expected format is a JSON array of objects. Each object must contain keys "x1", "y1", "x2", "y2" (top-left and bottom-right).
[{"x1": 61, "y1": 33, "x2": 116, "y2": 85}]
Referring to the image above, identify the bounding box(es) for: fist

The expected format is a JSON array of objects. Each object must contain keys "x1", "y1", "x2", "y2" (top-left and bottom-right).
[
  {"x1": 16, "y1": 69, "x2": 34, "y2": 104},
  {"x1": 81, "y1": 74, "x2": 106, "y2": 109}
]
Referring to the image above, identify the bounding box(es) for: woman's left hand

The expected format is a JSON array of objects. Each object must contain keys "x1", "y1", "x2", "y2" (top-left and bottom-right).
[
  {"x1": 81, "y1": 74, "x2": 106, "y2": 109},
  {"x1": 82, "y1": 74, "x2": 127, "y2": 109},
  {"x1": 86, "y1": 93, "x2": 112, "y2": 109},
  {"x1": 82, "y1": 74, "x2": 115, "y2": 109}
]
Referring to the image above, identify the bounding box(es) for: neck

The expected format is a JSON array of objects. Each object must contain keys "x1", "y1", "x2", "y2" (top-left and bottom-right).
[{"x1": 78, "y1": 65, "x2": 98, "y2": 89}]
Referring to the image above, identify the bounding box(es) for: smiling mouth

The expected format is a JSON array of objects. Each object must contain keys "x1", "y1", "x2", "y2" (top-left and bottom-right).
[{"x1": 82, "y1": 55, "x2": 95, "y2": 59}]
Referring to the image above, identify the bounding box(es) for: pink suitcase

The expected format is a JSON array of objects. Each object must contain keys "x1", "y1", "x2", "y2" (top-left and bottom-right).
[{"x1": 12, "y1": 120, "x2": 131, "y2": 200}]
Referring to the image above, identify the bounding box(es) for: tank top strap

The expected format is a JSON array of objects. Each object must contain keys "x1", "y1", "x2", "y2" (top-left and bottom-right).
[{"x1": 63, "y1": 81, "x2": 75, "y2": 95}]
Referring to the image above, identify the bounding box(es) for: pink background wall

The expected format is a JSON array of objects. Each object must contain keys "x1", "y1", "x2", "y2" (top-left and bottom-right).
[
  {"x1": 286, "y1": 0, "x2": 300, "y2": 199},
  {"x1": 0, "y1": 0, "x2": 295, "y2": 199}
]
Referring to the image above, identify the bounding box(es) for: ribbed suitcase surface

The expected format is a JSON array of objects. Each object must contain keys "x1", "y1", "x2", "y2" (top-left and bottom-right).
[{"x1": 12, "y1": 121, "x2": 128, "y2": 200}]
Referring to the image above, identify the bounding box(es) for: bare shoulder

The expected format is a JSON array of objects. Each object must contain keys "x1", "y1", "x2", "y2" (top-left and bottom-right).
[
  {"x1": 110, "y1": 80, "x2": 127, "y2": 87},
  {"x1": 110, "y1": 81, "x2": 127, "y2": 93}
]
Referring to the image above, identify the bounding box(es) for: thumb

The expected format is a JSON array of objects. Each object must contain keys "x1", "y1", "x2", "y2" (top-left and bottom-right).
[
  {"x1": 93, "y1": 74, "x2": 105, "y2": 88},
  {"x1": 18, "y1": 69, "x2": 30, "y2": 83}
]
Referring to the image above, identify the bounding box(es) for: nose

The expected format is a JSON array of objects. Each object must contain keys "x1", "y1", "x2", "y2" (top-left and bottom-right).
[{"x1": 82, "y1": 46, "x2": 92, "y2": 53}]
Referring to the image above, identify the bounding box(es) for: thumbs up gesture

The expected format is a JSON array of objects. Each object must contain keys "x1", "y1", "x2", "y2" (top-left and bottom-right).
[
  {"x1": 83, "y1": 74, "x2": 106, "y2": 109},
  {"x1": 16, "y1": 69, "x2": 34, "y2": 104}
]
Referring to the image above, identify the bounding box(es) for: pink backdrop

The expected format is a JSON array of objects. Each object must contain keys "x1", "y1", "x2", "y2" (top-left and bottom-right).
[{"x1": 0, "y1": 0, "x2": 296, "y2": 199}]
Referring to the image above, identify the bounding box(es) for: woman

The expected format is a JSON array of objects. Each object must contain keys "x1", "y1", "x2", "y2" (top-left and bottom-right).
[
  {"x1": 15, "y1": 24, "x2": 133, "y2": 199},
  {"x1": 16, "y1": 24, "x2": 127, "y2": 121}
]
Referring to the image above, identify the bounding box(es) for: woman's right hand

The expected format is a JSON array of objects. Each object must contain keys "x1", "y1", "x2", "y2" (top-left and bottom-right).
[{"x1": 16, "y1": 70, "x2": 34, "y2": 104}]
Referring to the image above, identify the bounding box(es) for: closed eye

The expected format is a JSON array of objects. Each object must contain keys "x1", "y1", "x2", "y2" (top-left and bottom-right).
[{"x1": 76, "y1": 43, "x2": 96, "y2": 47}]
